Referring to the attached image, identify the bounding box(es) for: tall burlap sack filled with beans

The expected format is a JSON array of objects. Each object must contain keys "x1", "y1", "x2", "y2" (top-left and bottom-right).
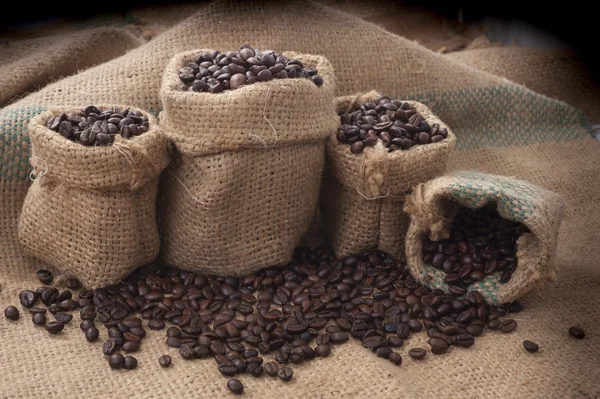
[
  {"x1": 159, "y1": 49, "x2": 338, "y2": 276},
  {"x1": 18, "y1": 106, "x2": 169, "y2": 288},
  {"x1": 404, "y1": 171, "x2": 565, "y2": 305},
  {"x1": 321, "y1": 91, "x2": 456, "y2": 259}
]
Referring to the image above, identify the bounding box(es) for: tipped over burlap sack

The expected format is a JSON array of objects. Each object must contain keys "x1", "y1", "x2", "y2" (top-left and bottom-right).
[
  {"x1": 321, "y1": 91, "x2": 456, "y2": 259},
  {"x1": 404, "y1": 171, "x2": 565, "y2": 305},
  {"x1": 159, "y1": 49, "x2": 338, "y2": 276},
  {"x1": 18, "y1": 106, "x2": 169, "y2": 288}
]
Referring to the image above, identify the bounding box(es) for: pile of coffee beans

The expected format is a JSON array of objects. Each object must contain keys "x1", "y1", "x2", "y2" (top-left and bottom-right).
[
  {"x1": 422, "y1": 204, "x2": 529, "y2": 292},
  {"x1": 4, "y1": 246, "x2": 532, "y2": 395},
  {"x1": 46, "y1": 106, "x2": 150, "y2": 146},
  {"x1": 177, "y1": 44, "x2": 324, "y2": 93},
  {"x1": 337, "y1": 95, "x2": 449, "y2": 154}
]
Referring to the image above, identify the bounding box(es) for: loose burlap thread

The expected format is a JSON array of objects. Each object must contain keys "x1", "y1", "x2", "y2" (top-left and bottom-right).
[
  {"x1": 404, "y1": 170, "x2": 566, "y2": 305},
  {"x1": 159, "y1": 49, "x2": 338, "y2": 276},
  {"x1": 321, "y1": 91, "x2": 456, "y2": 259},
  {"x1": 18, "y1": 106, "x2": 169, "y2": 288}
]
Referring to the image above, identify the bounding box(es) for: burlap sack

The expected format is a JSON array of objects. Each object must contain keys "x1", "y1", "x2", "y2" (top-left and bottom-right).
[
  {"x1": 404, "y1": 170, "x2": 565, "y2": 305},
  {"x1": 1, "y1": 1, "x2": 600, "y2": 397},
  {"x1": 159, "y1": 49, "x2": 338, "y2": 275},
  {"x1": 17, "y1": 106, "x2": 169, "y2": 288},
  {"x1": 321, "y1": 91, "x2": 456, "y2": 259}
]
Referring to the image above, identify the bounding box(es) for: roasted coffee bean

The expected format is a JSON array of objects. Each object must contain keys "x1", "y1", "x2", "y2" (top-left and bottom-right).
[
  {"x1": 32, "y1": 312, "x2": 46, "y2": 326},
  {"x1": 408, "y1": 348, "x2": 427, "y2": 360},
  {"x1": 19, "y1": 290, "x2": 38, "y2": 308},
  {"x1": 122, "y1": 341, "x2": 140, "y2": 352},
  {"x1": 123, "y1": 356, "x2": 138, "y2": 370},
  {"x1": 277, "y1": 366, "x2": 294, "y2": 381},
  {"x1": 455, "y1": 333, "x2": 475, "y2": 348},
  {"x1": 65, "y1": 278, "x2": 82, "y2": 290},
  {"x1": 218, "y1": 364, "x2": 238, "y2": 376},
  {"x1": 500, "y1": 319, "x2": 517, "y2": 333},
  {"x1": 178, "y1": 46, "x2": 323, "y2": 93},
  {"x1": 148, "y1": 319, "x2": 166, "y2": 330},
  {"x1": 523, "y1": 340, "x2": 539, "y2": 353},
  {"x1": 428, "y1": 337, "x2": 449, "y2": 354},
  {"x1": 179, "y1": 345, "x2": 196, "y2": 360},
  {"x1": 4, "y1": 306, "x2": 19, "y2": 320},
  {"x1": 248, "y1": 363, "x2": 264, "y2": 377},
  {"x1": 569, "y1": 327, "x2": 585, "y2": 339},
  {"x1": 108, "y1": 353, "x2": 125, "y2": 369},
  {"x1": 396, "y1": 323, "x2": 411, "y2": 339},
  {"x1": 388, "y1": 336, "x2": 404, "y2": 348},
  {"x1": 37, "y1": 269, "x2": 53, "y2": 285},
  {"x1": 159, "y1": 355, "x2": 172, "y2": 367},
  {"x1": 227, "y1": 378, "x2": 244, "y2": 395},
  {"x1": 330, "y1": 332, "x2": 349, "y2": 344},
  {"x1": 264, "y1": 362, "x2": 279, "y2": 376},
  {"x1": 314, "y1": 344, "x2": 331, "y2": 357},
  {"x1": 103, "y1": 339, "x2": 119, "y2": 355},
  {"x1": 80, "y1": 320, "x2": 95, "y2": 331},
  {"x1": 54, "y1": 312, "x2": 73, "y2": 324},
  {"x1": 45, "y1": 321, "x2": 64, "y2": 334},
  {"x1": 388, "y1": 352, "x2": 402, "y2": 365},
  {"x1": 85, "y1": 327, "x2": 99, "y2": 342}
]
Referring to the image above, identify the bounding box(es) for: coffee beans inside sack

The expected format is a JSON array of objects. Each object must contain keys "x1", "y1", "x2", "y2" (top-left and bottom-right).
[
  {"x1": 404, "y1": 171, "x2": 565, "y2": 305},
  {"x1": 320, "y1": 91, "x2": 456, "y2": 260},
  {"x1": 18, "y1": 105, "x2": 169, "y2": 288},
  {"x1": 159, "y1": 48, "x2": 338, "y2": 276}
]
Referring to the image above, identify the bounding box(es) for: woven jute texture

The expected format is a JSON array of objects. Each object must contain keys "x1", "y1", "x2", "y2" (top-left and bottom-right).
[
  {"x1": 0, "y1": 0, "x2": 599, "y2": 397},
  {"x1": 0, "y1": 28, "x2": 142, "y2": 107},
  {"x1": 404, "y1": 171, "x2": 565, "y2": 305},
  {"x1": 159, "y1": 50, "x2": 337, "y2": 275},
  {"x1": 17, "y1": 106, "x2": 169, "y2": 288},
  {"x1": 445, "y1": 47, "x2": 600, "y2": 121},
  {"x1": 321, "y1": 91, "x2": 456, "y2": 259}
]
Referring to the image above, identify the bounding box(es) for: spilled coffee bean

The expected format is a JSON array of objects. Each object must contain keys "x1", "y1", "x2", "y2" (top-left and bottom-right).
[
  {"x1": 569, "y1": 327, "x2": 585, "y2": 339},
  {"x1": 46, "y1": 106, "x2": 150, "y2": 146},
  {"x1": 4, "y1": 306, "x2": 19, "y2": 320},
  {"x1": 178, "y1": 44, "x2": 324, "y2": 93},
  {"x1": 422, "y1": 204, "x2": 528, "y2": 291},
  {"x1": 523, "y1": 340, "x2": 539, "y2": 353},
  {"x1": 337, "y1": 94, "x2": 448, "y2": 153}
]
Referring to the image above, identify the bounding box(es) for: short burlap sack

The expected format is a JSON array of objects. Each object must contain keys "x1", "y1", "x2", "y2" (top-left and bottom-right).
[
  {"x1": 18, "y1": 106, "x2": 169, "y2": 288},
  {"x1": 159, "y1": 49, "x2": 338, "y2": 276},
  {"x1": 321, "y1": 91, "x2": 456, "y2": 259},
  {"x1": 404, "y1": 170, "x2": 565, "y2": 305}
]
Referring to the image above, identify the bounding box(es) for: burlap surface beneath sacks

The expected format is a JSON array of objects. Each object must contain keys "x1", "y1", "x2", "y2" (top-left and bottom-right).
[
  {"x1": 1, "y1": 0, "x2": 600, "y2": 397},
  {"x1": 0, "y1": 28, "x2": 142, "y2": 107}
]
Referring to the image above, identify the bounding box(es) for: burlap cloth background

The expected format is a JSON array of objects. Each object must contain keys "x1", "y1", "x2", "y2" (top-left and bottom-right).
[{"x1": 0, "y1": 0, "x2": 599, "y2": 397}]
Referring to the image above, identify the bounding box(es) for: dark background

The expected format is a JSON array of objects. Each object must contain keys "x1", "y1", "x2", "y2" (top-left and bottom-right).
[{"x1": 1, "y1": 0, "x2": 597, "y2": 71}]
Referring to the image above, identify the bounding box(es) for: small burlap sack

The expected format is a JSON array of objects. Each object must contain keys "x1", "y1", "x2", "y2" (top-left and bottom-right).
[
  {"x1": 404, "y1": 170, "x2": 565, "y2": 305},
  {"x1": 321, "y1": 91, "x2": 456, "y2": 259},
  {"x1": 159, "y1": 49, "x2": 338, "y2": 276},
  {"x1": 18, "y1": 106, "x2": 169, "y2": 288}
]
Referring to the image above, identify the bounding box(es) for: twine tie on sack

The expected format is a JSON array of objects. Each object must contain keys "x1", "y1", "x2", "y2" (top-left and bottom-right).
[
  {"x1": 29, "y1": 155, "x2": 49, "y2": 182},
  {"x1": 404, "y1": 183, "x2": 451, "y2": 240},
  {"x1": 113, "y1": 137, "x2": 160, "y2": 190}
]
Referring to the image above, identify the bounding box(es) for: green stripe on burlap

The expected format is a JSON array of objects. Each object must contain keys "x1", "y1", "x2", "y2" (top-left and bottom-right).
[
  {"x1": 416, "y1": 85, "x2": 591, "y2": 151},
  {"x1": 0, "y1": 106, "x2": 45, "y2": 181}
]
